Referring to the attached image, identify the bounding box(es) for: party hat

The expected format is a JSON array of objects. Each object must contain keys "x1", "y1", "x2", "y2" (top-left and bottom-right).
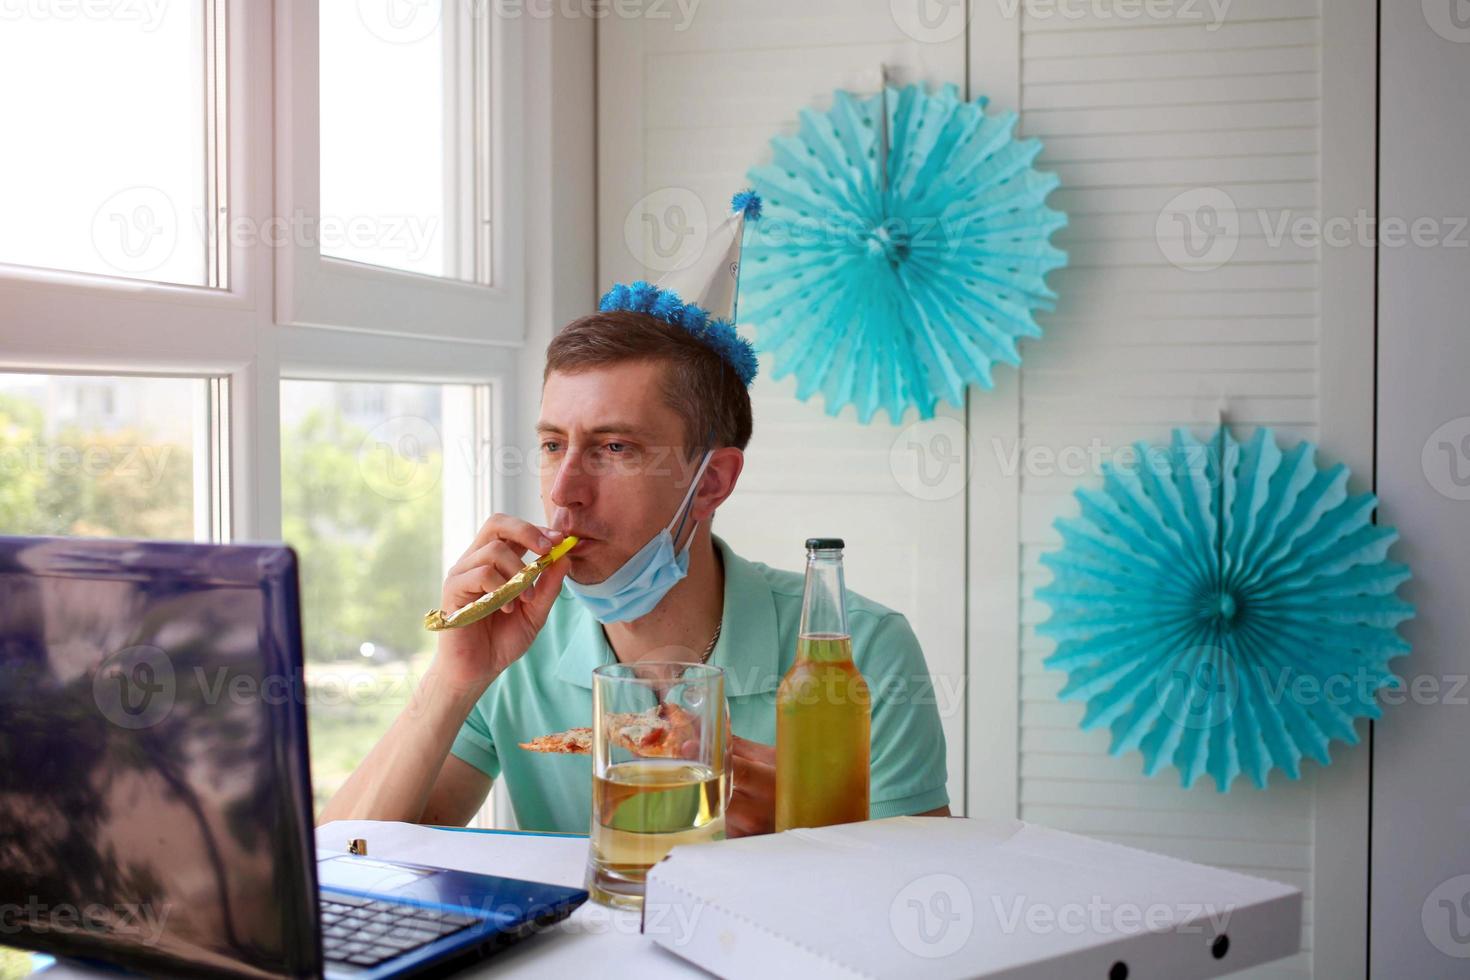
[{"x1": 599, "y1": 190, "x2": 763, "y2": 387}]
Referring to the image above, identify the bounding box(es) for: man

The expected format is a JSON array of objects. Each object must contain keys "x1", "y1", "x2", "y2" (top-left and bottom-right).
[
  {"x1": 323, "y1": 196, "x2": 950, "y2": 834},
  {"x1": 321, "y1": 309, "x2": 951, "y2": 833}
]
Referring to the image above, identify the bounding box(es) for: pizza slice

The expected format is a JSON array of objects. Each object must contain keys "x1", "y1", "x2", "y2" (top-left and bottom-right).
[
  {"x1": 516, "y1": 727, "x2": 592, "y2": 754},
  {"x1": 518, "y1": 702, "x2": 700, "y2": 757}
]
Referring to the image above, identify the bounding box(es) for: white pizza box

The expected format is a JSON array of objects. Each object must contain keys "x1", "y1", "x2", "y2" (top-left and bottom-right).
[{"x1": 642, "y1": 816, "x2": 1300, "y2": 980}]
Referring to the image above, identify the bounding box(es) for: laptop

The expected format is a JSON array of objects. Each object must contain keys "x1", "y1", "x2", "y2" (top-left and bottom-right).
[{"x1": 0, "y1": 535, "x2": 588, "y2": 979}]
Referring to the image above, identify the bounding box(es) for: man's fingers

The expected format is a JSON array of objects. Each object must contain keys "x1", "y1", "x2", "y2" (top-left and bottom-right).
[
  {"x1": 449, "y1": 539, "x2": 524, "y2": 579},
  {"x1": 731, "y1": 750, "x2": 775, "y2": 799},
  {"x1": 441, "y1": 564, "x2": 512, "y2": 611},
  {"x1": 443, "y1": 542, "x2": 521, "y2": 603},
  {"x1": 514, "y1": 557, "x2": 569, "y2": 627},
  {"x1": 461, "y1": 514, "x2": 563, "y2": 562},
  {"x1": 726, "y1": 787, "x2": 774, "y2": 838},
  {"x1": 731, "y1": 735, "x2": 776, "y2": 765},
  {"x1": 723, "y1": 736, "x2": 775, "y2": 838},
  {"x1": 727, "y1": 812, "x2": 761, "y2": 838}
]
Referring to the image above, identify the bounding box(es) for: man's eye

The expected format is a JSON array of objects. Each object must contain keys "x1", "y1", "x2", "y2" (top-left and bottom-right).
[
  {"x1": 606, "y1": 442, "x2": 627, "y2": 454},
  {"x1": 540, "y1": 441, "x2": 561, "y2": 454}
]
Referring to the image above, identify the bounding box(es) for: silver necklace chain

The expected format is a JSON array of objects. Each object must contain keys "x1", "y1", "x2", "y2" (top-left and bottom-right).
[{"x1": 700, "y1": 622, "x2": 722, "y2": 663}]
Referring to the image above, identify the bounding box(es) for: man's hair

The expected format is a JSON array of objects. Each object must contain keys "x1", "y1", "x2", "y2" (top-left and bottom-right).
[{"x1": 544, "y1": 309, "x2": 753, "y2": 456}]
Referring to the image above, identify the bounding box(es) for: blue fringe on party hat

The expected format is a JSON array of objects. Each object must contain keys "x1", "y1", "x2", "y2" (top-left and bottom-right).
[{"x1": 599, "y1": 191, "x2": 762, "y2": 387}]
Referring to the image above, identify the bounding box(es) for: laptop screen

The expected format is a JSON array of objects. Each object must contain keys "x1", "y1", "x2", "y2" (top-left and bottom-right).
[{"x1": 0, "y1": 537, "x2": 320, "y2": 979}]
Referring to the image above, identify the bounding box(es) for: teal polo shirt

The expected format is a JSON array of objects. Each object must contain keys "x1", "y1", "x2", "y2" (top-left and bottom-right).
[{"x1": 449, "y1": 535, "x2": 950, "y2": 833}]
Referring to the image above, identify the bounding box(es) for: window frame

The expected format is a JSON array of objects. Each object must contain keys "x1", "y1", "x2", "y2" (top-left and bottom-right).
[
  {"x1": 0, "y1": 1, "x2": 581, "y2": 832},
  {"x1": 0, "y1": 0, "x2": 534, "y2": 545},
  {"x1": 274, "y1": 1, "x2": 525, "y2": 343}
]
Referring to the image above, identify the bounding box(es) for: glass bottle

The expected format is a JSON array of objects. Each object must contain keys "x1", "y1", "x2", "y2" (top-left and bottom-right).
[{"x1": 775, "y1": 538, "x2": 870, "y2": 831}]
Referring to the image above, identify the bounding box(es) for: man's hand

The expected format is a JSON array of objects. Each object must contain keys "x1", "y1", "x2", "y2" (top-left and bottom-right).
[
  {"x1": 721, "y1": 737, "x2": 950, "y2": 836},
  {"x1": 726, "y1": 735, "x2": 776, "y2": 837},
  {"x1": 434, "y1": 515, "x2": 572, "y2": 692}
]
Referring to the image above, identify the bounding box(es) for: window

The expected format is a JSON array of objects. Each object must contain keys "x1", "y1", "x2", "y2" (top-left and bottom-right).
[
  {"x1": 280, "y1": 379, "x2": 489, "y2": 814},
  {"x1": 320, "y1": 2, "x2": 450, "y2": 278},
  {"x1": 0, "y1": 1, "x2": 224, "y2": 287},
  {"x1": 0, "y1": 0, "x2": 541, "y2": 834},
  {"x1": 0, "y1": 373, "x2": 220, "y2": 541},
  {"x1": 278, "y1": 0, "x2": 522, "y2": 341}
]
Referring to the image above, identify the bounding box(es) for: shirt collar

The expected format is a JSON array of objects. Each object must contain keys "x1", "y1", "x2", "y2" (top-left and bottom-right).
[{"x1": 552, "y1": 534, "x2": 781, "y2": 696}]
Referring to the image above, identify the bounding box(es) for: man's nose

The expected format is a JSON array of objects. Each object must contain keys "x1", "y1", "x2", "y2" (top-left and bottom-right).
[{"x1": 547, "y1": 449, "x2": 594, "y2": 510}]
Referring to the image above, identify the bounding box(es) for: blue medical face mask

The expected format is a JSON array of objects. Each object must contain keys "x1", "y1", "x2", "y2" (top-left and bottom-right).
[{"x1": 565, "y1": 450, "x2": 713, "y2": 624}]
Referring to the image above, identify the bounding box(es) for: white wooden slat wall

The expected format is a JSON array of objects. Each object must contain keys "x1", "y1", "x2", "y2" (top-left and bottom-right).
[
  {"x1": 984, "y1": 1, "x2": 1374, "y2": 978},
  {"x1": 596, "y1": 1, "x2": 970, "y2": 811},
  {"x1": 600, "y1": 1, "x2": 1376, "y2": 977}
]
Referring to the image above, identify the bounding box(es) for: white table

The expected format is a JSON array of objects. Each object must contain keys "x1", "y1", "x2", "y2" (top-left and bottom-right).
[
  {"x1": 29, "y1": 820, "x2": 700, "y2": 980},
  {"x1": 32, "y1": 818, "x2": 1300, "y2": 979},
  {"x1": 315, "y1": 819, "x2": 703, "y2": 978}
]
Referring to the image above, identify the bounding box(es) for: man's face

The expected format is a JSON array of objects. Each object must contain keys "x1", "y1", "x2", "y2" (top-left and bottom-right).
[{"x1": 537, "y1": 361, "x2": 705, "y2": 585}]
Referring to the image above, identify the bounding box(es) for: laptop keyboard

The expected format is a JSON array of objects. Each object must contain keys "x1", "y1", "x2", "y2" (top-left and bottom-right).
[{"x1": 320, "y1": 893, "x2": 479, "y2": 969}]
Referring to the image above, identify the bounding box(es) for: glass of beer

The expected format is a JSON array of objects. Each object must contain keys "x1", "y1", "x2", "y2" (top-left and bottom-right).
[{"x1": 586, "y1": 662, "x2": 728, "y2": 910}]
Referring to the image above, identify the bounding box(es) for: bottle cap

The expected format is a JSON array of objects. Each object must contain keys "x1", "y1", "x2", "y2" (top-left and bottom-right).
[{"x1": 805, "y1": 538, "x2": 845, "y2": 551}]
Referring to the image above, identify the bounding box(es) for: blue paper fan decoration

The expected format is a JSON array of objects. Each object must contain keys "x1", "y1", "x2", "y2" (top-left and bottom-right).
[
  {"x1": 740, "y1": 83, "x2": 1068, "y2": 424},
  {"x1": 1036, "y1": 426, "x2": 1415, "y2": 792}
]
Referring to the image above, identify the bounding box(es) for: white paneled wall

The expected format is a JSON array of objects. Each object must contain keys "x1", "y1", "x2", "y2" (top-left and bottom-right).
[
  {"x1": 989, "y1": 1, "x2": 1373, "y2": 978},
  {"x1": 599, "y1": 1, "x2": 1376, "y2": 976}
]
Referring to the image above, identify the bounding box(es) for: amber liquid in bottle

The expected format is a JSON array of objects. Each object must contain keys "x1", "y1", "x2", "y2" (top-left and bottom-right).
[{"x1": 775, "y1": 540, "x2": 871, "y2": 831}]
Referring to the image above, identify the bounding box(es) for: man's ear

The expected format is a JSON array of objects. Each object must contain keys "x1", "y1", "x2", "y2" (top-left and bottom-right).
[{"x1": 693, "y1": 446, "x2": 744, "y2": 521}]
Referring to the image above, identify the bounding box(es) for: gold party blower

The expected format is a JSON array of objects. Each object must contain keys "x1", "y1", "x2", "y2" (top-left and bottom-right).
[{"x1": 424, "y1": 536, "x2": 579, "y2": 631}]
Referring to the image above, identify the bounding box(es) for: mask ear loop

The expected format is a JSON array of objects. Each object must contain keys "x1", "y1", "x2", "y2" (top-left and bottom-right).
[{"x1": 669, "y1": 430, "x2": 717, "y2": 550}]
